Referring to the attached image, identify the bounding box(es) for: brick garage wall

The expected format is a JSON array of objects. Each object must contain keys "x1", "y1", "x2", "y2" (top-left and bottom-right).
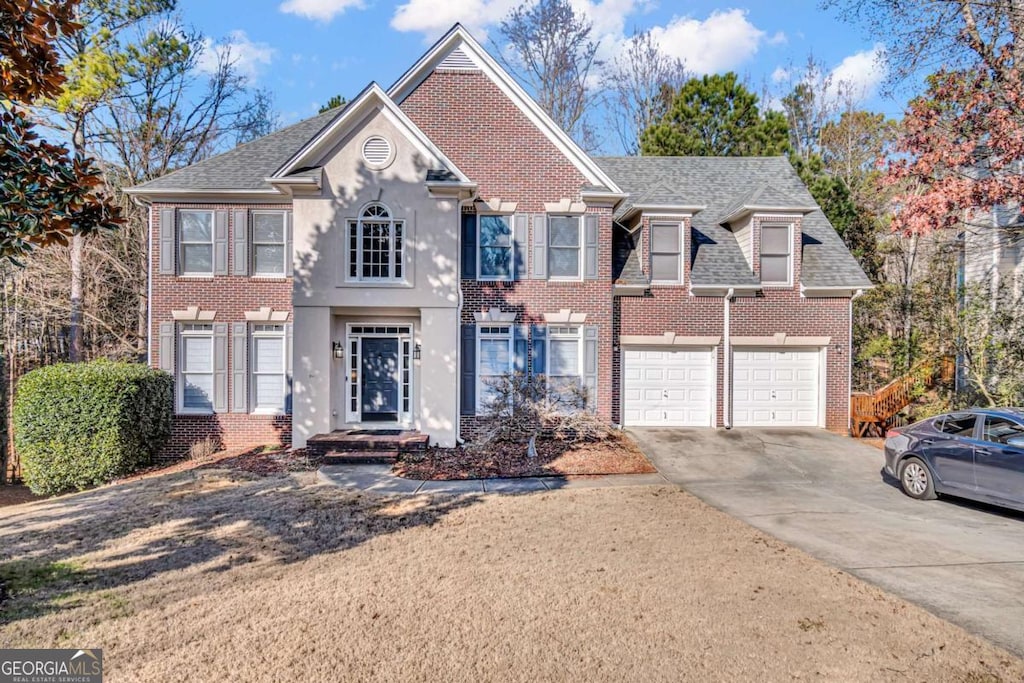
[
  {"x1": 618, "y1": 215, "x2": 852, "y2": 431},
  {"x1": 401, "y1": 68, "x2": 617, "y2": 438},
  {"x1": 150, "y1": 202, "x2": 294, "y2": 456}
]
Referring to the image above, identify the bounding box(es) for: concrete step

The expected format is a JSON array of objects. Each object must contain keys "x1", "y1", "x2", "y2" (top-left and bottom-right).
[{"x1": 321, "y1": 450, "x2": 399, "y2": 465}]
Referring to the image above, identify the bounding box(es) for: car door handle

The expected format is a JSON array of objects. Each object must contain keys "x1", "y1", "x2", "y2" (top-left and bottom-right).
[{"x1": 975, "y1": 447, "x2": 992, "y2": 456}]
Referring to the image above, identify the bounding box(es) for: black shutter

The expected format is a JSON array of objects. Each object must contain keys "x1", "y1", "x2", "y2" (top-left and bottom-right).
[
  {"x1": 460, "y1": 324, "x2": 476, "y2": 415},
  {"x1": 461, "y1": 213, "x2": 477, "y2": 280}
]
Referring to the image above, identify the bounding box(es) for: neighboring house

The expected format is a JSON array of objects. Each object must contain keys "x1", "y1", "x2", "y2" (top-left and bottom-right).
[
  {"x1": 126, "y1": 24, "x2": 872, "y2": 454},
  {"x1": 962, "y1": 203, "x2": 1024, "y2": 302}
]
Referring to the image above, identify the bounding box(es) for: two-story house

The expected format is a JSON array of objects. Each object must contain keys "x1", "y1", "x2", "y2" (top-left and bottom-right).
[{"x1": 126, "y1": 24, "x2": 872, "y2": 454}]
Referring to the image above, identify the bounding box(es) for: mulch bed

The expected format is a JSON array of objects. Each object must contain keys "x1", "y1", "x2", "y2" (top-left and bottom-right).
[
  {"x1": 393, "y1": 433, "x2": 657, "y2": 481},
  {"x1": 0, "y1": 484, "x2": 44, "y2": 508}
]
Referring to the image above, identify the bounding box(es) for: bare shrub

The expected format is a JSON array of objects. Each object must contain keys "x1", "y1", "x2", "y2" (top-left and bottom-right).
[
  {"x1": 187, "y1": 437, "x2": 220, "y2": 462},
  {"x1": 474, "y1": 373, "x2": 612, "y2": 448}
]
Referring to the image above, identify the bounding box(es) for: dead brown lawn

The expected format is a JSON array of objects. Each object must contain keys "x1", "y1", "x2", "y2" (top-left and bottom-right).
[{"x1": 0, "y1": 468, "x2": 1021, "y2": 682}]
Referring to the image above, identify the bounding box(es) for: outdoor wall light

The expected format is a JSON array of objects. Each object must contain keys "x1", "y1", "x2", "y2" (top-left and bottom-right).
[
  {"x1": 332, "y1": 341, "x2": 344, "y2": 359},
  {"x1": 414, "y1": 343, "x2": 422, "y2": 360}
]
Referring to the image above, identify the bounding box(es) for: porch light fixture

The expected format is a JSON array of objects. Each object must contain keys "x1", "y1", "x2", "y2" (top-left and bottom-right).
[
  {"x1": 332, "y1": 341, "x2": 344, "y2": 359},
  {"x1": 414, "y1": 343, "x2": 421, "y2": 360}
]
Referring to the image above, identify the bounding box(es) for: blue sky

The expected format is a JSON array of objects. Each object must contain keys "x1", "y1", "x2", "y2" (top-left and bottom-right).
[{"x1": 181, "y1": 0, "x2": 899, "y2": 150}]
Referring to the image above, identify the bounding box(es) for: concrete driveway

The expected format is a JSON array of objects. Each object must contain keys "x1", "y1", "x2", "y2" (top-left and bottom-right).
[{"x1": 630, "y1": 427, "x2": 1024, "y2": 657}]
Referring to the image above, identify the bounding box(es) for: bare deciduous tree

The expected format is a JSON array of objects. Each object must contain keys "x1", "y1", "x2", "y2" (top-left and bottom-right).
[
  {"x1": 496, "y1": 0, "x2": 602, "y2": 146},
  {"x1": 602, "y1": 27, "x2": 689, "y2": 156}
]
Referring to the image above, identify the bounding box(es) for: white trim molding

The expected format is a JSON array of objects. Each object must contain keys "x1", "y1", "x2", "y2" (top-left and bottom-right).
[
  {"x1": 731, "y1": 333, "x2": 831, "y2": 347},
  {"x1": 619, "y1": 333, "x2": 721, "y2": 347},
  {"x1": 543, "y1": 199, "x2": 587, "y2": 214},
  {"x1": 801, "y1": 284, "x2": 874, "y2": 298},
  {"x1": 476, "y1": 198, "x2": 518, "y2": 213},
  {"x1": 543, "y1": 309, "x2": 588, "y2": 324},
  {"x1": 245, "y1": 307, "x2": 290, "y2": 322},
  {"x1": 473, "y1": 307, "x2": 518, "y2": 323},
  {"x1": 689, "y1": 284, "x2": 761, "y2": 297},
  {"x1": 172, "y1": 306, "x2": 217, "y2": 322}
]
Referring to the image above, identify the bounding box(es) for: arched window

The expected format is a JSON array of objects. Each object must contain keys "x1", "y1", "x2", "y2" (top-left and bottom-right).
[{"x1": 347, "y1": 203, "x2": 405, "y2": 281}]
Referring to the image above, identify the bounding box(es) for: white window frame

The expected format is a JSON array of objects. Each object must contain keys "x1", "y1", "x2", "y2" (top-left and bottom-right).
[
  {"x1": 344, "y1": 324, "x2": 414, "y2": 425},
  {"x1": 178, "y1": 210, "x2": 215, "y2": 277},
  {"x1": 250, "y1": 323, "x2": 287, "y2": 415},
  {"x1": 346, "y1": 203, "x2": 405, "y2": 283},
  {"x1": 476, "y1": 325, "x2": 513, "y2": 412},
  {"x1": 547, "y1": 214, "x2": 583, "y2": 281},
  {"x1": 759, "y1": 222, "x2": 794, "y2": 287},
  {"x1": 477, "y1": 214, "x2": 514, "y2": 282},
  {"x1": 649, "y1": 220, "x2": 684, "y2": 284},
  {"x1": 250, "y1": 210, "x2": 288, "y2": 277},
  {"x1": 177, "y1": 323, "x2": 215, "y2": 415},
  {"x1": 546, "y1": 325, "x2": 584, "y2": 383}
]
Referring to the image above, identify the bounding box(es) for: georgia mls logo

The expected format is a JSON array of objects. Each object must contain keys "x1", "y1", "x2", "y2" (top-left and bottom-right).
[{"x1": 0, "y1": 648, "x2": 103, "y2": 683}]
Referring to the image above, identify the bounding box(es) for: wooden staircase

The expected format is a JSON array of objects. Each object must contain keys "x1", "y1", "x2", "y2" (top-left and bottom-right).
[
  {"x1": 851, "y1": 357, "x2": 954, "y2": 438},
  {"x1": 306, "y1": 429, "x2": 428, "y2": 465}
]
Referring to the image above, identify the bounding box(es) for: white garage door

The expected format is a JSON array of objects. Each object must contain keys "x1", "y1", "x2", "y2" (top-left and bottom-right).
[
  {"x1": 623, "y1": 348, "x2": 715, "y2": 426},
  {"x1": 732, "y1": 348, "x2": 821, "y2": 427}
]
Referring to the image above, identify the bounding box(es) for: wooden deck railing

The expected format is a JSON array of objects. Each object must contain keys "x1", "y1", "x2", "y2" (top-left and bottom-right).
[{"x1": 851, "y1": 357, "x2": 954, "y2": 437}]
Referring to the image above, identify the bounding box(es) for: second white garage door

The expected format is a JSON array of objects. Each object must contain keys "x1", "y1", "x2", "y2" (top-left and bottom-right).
[
  {"x1": 623, "y1": 348, "x2": 715, "y2": 426},
  {"x1": 732, "y1": 348, "x2": 821, "y2": 427}
]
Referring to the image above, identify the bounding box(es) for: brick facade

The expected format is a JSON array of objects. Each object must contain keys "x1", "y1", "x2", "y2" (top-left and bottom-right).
[{"x1": 150, "y1": 202, "x2": 293, "y2": 455}]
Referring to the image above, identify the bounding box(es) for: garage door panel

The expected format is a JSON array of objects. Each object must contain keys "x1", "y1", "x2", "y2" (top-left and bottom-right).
[
  {"x1": 733, "y1": 347, "x2": 820, "y2": 427},
  {"x1": 623, "y1": 347, "x2": 715, "y2": 427}
]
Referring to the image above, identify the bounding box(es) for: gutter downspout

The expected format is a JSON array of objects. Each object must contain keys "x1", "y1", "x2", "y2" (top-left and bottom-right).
[
  {"x1": 848, "y1": 288, "x2": 866, "y2": 433},
  {"x1": 723, "y1": 287, "x2": 735, "y2": 429},
  {"x1": 455, "y1": 190, "x2": 479, "y2": 445}
]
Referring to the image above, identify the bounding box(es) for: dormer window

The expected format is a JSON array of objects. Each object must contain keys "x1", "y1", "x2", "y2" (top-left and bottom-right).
[
  {"x1": 759, "y1": 223, "x2": 792, "y2": 286},
  {"x1": 347, "y1": 203, "x2": 405, "y2": 282}
]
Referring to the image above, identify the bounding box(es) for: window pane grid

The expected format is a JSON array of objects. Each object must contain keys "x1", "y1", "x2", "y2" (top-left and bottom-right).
[
  {"x1": 179, "y1": 210, "x2": 214, "y2": 275},
  {"x1": 478, "y1": 327, "x2": 512, "y2": 411},
  {"x1": 180, "y1": 325, "x2": 214, "y2": 411},
  {"x1": 651, "y1": 223, "x2": 681, "y2": 282},
  {"x1": 252, "y1": 212, "x2": 286, "y2": 275},
  {"x1": 548, "y1": 215, "x2": 581, "y2": 278},
  {"x1": 349, "y1": 204, "x2": 404, "y2": 281},
  {"x1": 759, "y1": 224, "x2": 791, "y2": 283}
]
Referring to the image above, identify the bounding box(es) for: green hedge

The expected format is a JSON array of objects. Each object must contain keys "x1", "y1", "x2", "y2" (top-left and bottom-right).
[{"x1": 14, "y1": 361, "x2": 173, "y2": 495}]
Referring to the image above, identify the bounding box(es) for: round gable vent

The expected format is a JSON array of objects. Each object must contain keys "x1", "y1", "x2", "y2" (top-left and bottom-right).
[{"x1": 362, "y1": 136, "x2": 393, "y2": 168}]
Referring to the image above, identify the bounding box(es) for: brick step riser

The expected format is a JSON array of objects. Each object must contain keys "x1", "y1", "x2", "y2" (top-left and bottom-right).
[
  {"x1": 322, "y1": 451, "x2": 398, "y2": 465},
  {"x1": 308, "y1": 438, "x2": 428, "y2": 454}
]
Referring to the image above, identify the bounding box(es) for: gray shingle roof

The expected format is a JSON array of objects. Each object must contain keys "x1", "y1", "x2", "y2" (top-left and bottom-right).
[
  {"x1": 718, "y1": 183, "x2": 809, "y2": 222},
  {"x1": 131, "y1": 108, "x2": 342, "y2": 192},
  {"x1": 613, "y1": 224, "x2": 646, "y2": 285},
  {"x1": 597, "y1": 156, "x2": 872, "y2": 289}
]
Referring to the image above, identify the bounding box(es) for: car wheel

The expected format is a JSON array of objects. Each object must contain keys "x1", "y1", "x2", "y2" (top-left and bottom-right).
[{"x1": 899, "y1": 456, "x2": 937, "y2": 500}]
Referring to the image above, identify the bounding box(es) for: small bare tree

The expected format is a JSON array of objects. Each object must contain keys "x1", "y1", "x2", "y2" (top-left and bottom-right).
[
  {"x1": 496, "y1": 0, "x2": 602, "y2": 146},
  {"x1": 475, "y1": 373, "x2": 611, "y2": 450},
  {"x1": 603, "y1": 28, "x2": 690, "y2": 155}
]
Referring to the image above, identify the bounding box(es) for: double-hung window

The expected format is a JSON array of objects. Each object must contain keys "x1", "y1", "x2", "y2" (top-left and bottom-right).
[
  {"x1": 251, "y1": 324, "x2": 287, "y2": 413},
  {"x1": 252, "y1": 211, "x2": 287, "y2": 276},
  {"x1": 348, "y1": 203, "x2": 404, "y2": 282},
  {"x1": 179, "y1": 323, "x2": 214, "y2": 412},
  {"x1": 548, "y1": 215, "x2": 581, "y2": 279},
  {"x1": 650, "y1": 221, "x2": 683, "y2": 283},
  {"x1": 760, "y1": 223, "x2": 792, "y2": 285},
  {"x1": 477, "y1": 325, "x2": 512, "y2": 412},
  {"x1": 546, "y1": 326, "x2": 583, "y2": 399},
  {"x1": 478, "y1": 215, "x2": 513, "y2": 280},
  {"x1": 179, "y1": 210, "x2": 214, "y2": 276}
]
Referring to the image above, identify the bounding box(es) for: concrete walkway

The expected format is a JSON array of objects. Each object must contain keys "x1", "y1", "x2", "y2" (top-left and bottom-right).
[{"x1": 317, "y1": 464, "x2": 668, "y2": 495}]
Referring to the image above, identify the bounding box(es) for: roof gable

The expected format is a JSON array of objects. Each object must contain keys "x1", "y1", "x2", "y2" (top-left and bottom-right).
[
  {"x1": 388, "y1": 24, "x2": 623, "y2": 194},
  {"x1": 272, "y1": 83, "x2": 469, "y2": 184}
]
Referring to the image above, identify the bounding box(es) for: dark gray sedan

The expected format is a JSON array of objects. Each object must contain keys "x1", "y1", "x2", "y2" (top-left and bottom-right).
[{"x1": 884, "y1": 408, "x2": 1024, "y2": 513}]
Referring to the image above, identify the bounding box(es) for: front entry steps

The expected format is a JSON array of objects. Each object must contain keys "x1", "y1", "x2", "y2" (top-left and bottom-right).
[{"x1": 307, "y1": 430, "x2": 428, "y2": 465}]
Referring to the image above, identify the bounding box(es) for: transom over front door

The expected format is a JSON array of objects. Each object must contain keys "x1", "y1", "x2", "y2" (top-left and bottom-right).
[{"x1": 360, "y1": 337, "x2": 400, "y2": 422}]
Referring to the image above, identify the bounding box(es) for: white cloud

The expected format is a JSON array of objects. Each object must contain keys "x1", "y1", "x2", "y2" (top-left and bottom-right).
[
  {"x1": 767, "y1": 30, "x2": 787, "y2": 46},
  {"x1": 279, "y1": 0, "x2": 365, "y2": 22},
  {"x1": 771, "y1": 66, "x2": 789, "y2": 83},
  {"x1": 829, "y1": 44, "x2": 888, "y2": 102},
  {"x1": 647, "y1": 9, "x2": 766, "y2": 74},
  {"x1": 197, "y1": 30, "x2": 274, "y2": 82},
  {"x1": 391, "y1": 0, "x2": 518, "y2": 40}
]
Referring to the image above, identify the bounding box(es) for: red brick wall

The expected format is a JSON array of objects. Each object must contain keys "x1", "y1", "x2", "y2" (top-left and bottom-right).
[
  {"x1": 618, "y1": 215, "x2": 851, "y2": 431},
  {"x1": 150, "y1": 202, "x2": 293, "y2": 456},
  {"x1": 401, "y1": 69, "x2": 617, "y2": 436}
]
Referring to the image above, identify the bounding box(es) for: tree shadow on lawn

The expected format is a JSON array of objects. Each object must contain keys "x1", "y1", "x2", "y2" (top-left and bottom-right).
[{"x1": 0, "y1": 468, "x2": 480, "y2": 625}]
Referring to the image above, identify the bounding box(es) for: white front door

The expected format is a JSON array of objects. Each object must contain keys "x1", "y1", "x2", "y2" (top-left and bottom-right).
[
  {"x1": 622, "y1": 347, "x2": 715, "y2": 426},
  {"x1": 732, "y1": 348, "x2": 821, "y2": 427}
]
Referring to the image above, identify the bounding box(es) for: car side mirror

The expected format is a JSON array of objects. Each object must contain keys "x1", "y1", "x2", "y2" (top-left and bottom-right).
[{"x1": 1006, "y1": 435, "x2": 1024, "y2": 448}]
